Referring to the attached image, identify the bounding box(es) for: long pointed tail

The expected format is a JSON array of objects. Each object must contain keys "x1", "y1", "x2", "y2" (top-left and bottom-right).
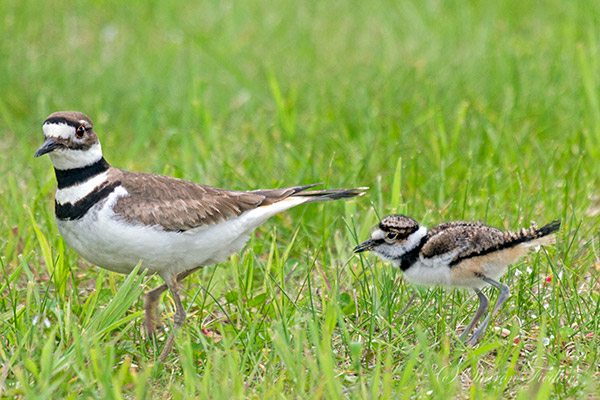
[
  {"x1": 512, "y1": 220, "x2": 561, "y2": 248},
  {"x1": 294, "y1": 186, "x2": 369, "y2": 203},
  {"x1": 536, "y1": 220, "x2": 561, "y2": 237},
  {"x1": 251, "y1": 183, "x2": 368, "y2": 204}
]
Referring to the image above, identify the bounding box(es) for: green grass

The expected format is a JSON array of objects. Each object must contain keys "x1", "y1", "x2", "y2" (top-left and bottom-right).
[{"x1": 1, "y1": 0, "x2": 599, "y2": 398}]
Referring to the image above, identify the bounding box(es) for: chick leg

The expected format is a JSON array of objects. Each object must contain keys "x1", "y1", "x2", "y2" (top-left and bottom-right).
[
  {"x1": 465, "y1": 277, "x2": 510, "y2": 345},
  {"x1": 459, "y1": 288, "x2": 489, "y2": 343}
]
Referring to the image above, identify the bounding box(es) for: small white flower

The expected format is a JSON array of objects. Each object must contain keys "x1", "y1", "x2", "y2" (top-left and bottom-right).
[{"x1": 32, "y1": 315, "x2": 51, "y2": 328}]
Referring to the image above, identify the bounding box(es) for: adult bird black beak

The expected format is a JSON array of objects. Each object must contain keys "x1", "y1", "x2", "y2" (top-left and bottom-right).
[
  {"x1": 353, "y1": 239, "x2": 375, "y2": 253},
  {"x1": 34, "y1": 138, "x2": 60, "y2": 157}
]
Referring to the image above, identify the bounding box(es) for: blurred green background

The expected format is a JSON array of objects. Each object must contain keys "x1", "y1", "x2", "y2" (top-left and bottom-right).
[{"x1": 1, "y1": 0, "x2": 599, "y2": 398}]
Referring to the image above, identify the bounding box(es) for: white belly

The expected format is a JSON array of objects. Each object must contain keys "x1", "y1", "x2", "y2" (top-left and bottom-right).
[{"x1": 402, "y1": 260, "x2": 452, "y2": 286}]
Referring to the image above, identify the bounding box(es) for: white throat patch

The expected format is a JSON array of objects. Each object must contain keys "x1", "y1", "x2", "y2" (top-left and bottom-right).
[{"x1": 49, "y1": 142, "x2": 103, "y2": 170}]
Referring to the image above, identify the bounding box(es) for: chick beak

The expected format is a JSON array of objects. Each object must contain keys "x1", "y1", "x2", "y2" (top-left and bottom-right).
[{"x1": 353, "y1": 239, "x2": 376, "y2": 253}]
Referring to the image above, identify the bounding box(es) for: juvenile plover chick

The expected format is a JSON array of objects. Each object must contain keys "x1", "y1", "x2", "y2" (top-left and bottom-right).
[
  {"x1": 35, "y1": 111, "x2": 367, "y2": 362},
  {"x1": 354, "y1": 215, "x2": 560, "y2": 344}
]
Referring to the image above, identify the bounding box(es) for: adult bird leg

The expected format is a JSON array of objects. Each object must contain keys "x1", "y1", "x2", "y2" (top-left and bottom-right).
[
  {"x1": 157, "y1": 276, "x2": 187, "y2": 363},
  {"x1": 144, "y1": 266, "x2": 202, "y2": 338}
]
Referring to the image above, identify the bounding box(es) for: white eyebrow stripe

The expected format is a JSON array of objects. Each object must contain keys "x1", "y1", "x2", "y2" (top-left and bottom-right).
[
  {"x1": 371, "y1": 229, "x2": 385, "y2": 240},
  {"x1": 43, "y1": 122, "x2": 75, "y2": 140}
]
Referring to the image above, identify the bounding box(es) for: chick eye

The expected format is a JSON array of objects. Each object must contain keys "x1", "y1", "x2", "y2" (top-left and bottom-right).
[
  {"x1": 76, "y1": 125, "x2": 86, "y2": 138},
  {"x1": 386, "y1": 232, "x2": 398, "y2": 240}
]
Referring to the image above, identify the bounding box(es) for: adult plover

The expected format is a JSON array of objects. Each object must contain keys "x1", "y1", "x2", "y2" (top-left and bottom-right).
[
  {"x1": 354, "y1": 215, "x2": 560, "y2": 344},
  {"x1": 35, "y1": 111, "x2": 366, "y2": 362}
]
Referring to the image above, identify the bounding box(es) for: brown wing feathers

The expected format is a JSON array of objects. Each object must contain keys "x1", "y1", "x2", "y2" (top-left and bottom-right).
[
  {"x1": 422, "y1": 220, "x2": 560, "y2": 266},
  {"x1": 111, "y1": 170, "x2": 364, "y2": 232}
]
